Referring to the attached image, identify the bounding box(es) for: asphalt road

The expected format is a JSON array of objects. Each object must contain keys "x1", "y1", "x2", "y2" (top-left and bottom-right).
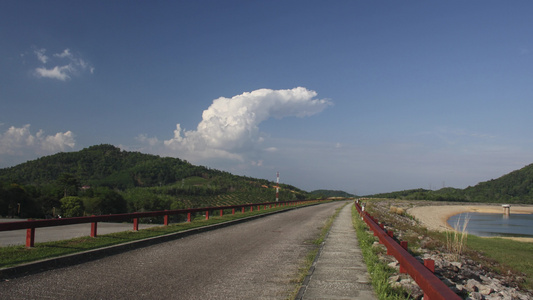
[
  {"x1": 0, "y1": 220, "x2": 159, "y2": 247},
  {"x1": 0, "y1": 201, "x2": 347, "y2": 299}
]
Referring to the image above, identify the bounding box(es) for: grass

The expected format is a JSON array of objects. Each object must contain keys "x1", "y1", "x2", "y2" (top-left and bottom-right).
[
  {"x1": 352, "y1": 205, "x2": 411, "y2": 300},
  {"x1": 467, "y1": 235, "x2": 533, "y2": 289},
  {"x1": 0, "y1": 202, "x2": 319, "y2": 269},
  {"x1": 445, "y1": 213, "x2": 470, "y2": 260}
]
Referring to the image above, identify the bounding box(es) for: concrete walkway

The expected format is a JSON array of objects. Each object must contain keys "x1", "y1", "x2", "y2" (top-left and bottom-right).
[{"x1": 299, "y1": 202, "x2": 377, "y2": 300}]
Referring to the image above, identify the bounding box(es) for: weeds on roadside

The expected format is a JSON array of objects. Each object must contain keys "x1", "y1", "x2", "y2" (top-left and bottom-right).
[
  {"x1": 389, "y1": 206, "x2": 405, "y2": 215},
  {"x1": 352, "y1": 205, "x2": 410, "y2": 300},
  {"x1": 446, "y1": 213, "x2": 470, "y2": 261}
]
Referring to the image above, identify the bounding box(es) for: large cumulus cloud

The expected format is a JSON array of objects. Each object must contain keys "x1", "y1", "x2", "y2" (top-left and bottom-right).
[{"x1": 163, "y1": 87, "x2": 331, "y2": 161}]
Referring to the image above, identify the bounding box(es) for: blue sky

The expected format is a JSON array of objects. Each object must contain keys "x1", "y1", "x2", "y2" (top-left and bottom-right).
[{"x1": 1, "y1": 1, "x2": 532, "y2": 195}]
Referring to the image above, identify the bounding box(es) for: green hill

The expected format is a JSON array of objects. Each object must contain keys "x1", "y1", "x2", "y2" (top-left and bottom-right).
[
  {"x1": 463, "y1": 163, "x2": 533, "y2": 203},
  {"x1": 310, "y1": 189, "x2": 355, "y2": 198},
  {"x1": 367, "y1": 163, "x2": 533, "y2": 204},
  {"x1": 0, "y1": 144, "x2": 206, "y2": 189},
  {"x1": 0, "y1": 144, "x2": 309, "y2": 218}
]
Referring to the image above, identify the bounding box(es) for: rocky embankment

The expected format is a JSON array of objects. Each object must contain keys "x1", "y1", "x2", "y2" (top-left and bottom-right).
[{"x1": 365, "y1": 200, "x2": 531, "y2": 300}]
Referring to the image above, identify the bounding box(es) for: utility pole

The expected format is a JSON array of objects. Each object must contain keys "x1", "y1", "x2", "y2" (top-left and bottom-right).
[{"x1": 276, "y1": 172, "x2": 279, "y2": 202}]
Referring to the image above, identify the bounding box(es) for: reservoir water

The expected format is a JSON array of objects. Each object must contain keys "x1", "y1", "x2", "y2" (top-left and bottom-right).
[{"x1": 447, "y1": 212, "x2": 533, "y2": 238}]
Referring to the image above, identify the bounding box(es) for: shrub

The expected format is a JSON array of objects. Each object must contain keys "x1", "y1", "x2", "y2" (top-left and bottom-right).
[{"x1": 60, "y1": 196, "x2": 84, "y2": 217}]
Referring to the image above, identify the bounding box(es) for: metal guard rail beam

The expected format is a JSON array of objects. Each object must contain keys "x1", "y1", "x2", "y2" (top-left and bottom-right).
[
  {"x1": 355, "y1": 202, "x2": 460, "y2": 300},
  {"x1": 0, "y1": 199, "x2": 323, "y2": 247}
]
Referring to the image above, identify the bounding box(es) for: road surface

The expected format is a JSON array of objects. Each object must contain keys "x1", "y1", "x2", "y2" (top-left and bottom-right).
[
  {"x1": 1, "y1": 201, "x2": 347, "y2": 299},
  {"x1": 0, "y1": 219, "x2": 159, "y2": 247}
]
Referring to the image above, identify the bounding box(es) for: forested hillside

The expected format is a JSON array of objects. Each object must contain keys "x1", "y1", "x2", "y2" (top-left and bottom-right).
[
  {"x1": 0, "y1": 145, "x2": 309, "y2": 218},
  {"x1": 463, "y1": 163, "x2": 533, "y2": 203},
  {"x1": 367, "y1": 163, "x2": 533, "y2": 204},
  {"x1": 310, "y1": 189, "x2": 355, "y2": 198},
  {"x1": 0, "y1": 144, "x2": 209, "y2": 189}
]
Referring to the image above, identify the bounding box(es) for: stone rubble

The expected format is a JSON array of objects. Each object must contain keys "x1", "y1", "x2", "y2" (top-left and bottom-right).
[
  {"x1": 366, "y1": 200, "x2": 532, "y2": 300},
  {"x1": 375, "y1": 241, "x2": 531, "y2": 300}
]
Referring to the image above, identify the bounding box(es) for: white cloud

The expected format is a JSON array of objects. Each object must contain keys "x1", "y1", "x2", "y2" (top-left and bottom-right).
[
  {"x1": 34, "y1": 48, "x2": 48, "y2": 64},
  {"x1": 136, "y1": 134, "x2": 159, "y2": 146},
  {"x1": 41, "y1": 131, "x2": 75, "y2": 152},
  {"x1": 35, "y1": 65, "x2": 73, "y2": 81},
  {"x1": 54, "y1": 48, "x2": 73, "y2": 59},
  {"x1": 163, "y1": 87, "x2": 331, "y2": 162},
  {"x1": 0, "y1": 125, "x2": 35, "y2": 153},
  {"x1": 251, "y1": 160, "x2": 263, "y2": 167},
  {"x1": 0, "y1": 124, "x2": 76, "y2": 156},
  {"x1": 32, "y1": 48, "x2": 94, "y2": 81}
]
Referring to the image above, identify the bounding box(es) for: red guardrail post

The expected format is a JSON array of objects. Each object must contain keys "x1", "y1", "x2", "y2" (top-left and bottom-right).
[
  {"x1": 232, "y1": 208, "x2": 235, "y2": 215},
  {"x1": 424, "y1": 259, "x2": 436, "y2": 299},
  {"x1": 187, "y1": 212, "x2": 191, "y2": 222},
  {"x1": 205, "y1": 210, "x2": 209, "y2": 220},
  {"x1": 91, "y1": 221, "x2": 98, "y2": 237},
  {"x1": 400, "y1": 241, "x2": 408, "y2": 250},
  {"x1": 424, "y1": 259, "x2": 435, "y2": 273},
  {"x1": 400, "y1": 241, "x2": 408, "y2": 273},
  {"x1": 385, "y1": 231, "x2": 393, "y2": 254},
  {"x1": 26, "y1": 227, "x2": 35, "y2": 248},
  {"x1": 133, "y1": 218, "x2": 139, "y2": 231},
  {"x1": 164, "y1": 211, "x2": 169, "y2": 226},
  {"x1": 220, "y1": 209, "x2": 223, "y2": 217},
  {"x1": 242, "y1": 207, "x2": 245, "y2": 214}
]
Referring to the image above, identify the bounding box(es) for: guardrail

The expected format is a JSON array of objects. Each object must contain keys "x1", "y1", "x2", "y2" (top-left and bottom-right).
[
  {"x1": 354, "y1": 201, "x2": 460, "y2": 300},
  {"x1": 0, "y1": 199, "x2": 322, "y2": 248}
]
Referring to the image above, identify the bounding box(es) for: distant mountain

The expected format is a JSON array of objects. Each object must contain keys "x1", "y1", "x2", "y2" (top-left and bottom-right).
[
  {"x1": 310, "y1": 189, "x2": 355, "y2": 198},
  {"x1": 366, "y1": 163, "x2": 533, "y2": 204}
]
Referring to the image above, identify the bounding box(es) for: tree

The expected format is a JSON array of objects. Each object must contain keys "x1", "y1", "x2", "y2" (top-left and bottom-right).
[
  {"x1": 57, "y1": 173, "x2": 80, "y2": 197},
  {"x1": 0, "y1": 183, "x2": 31, "y2": 217},
  {"x1": 83, "y1": 187, "x2": 127, "y2": 215},
  {"x1": 60, "y1": 196, "x2": 84, "y2": 217}
]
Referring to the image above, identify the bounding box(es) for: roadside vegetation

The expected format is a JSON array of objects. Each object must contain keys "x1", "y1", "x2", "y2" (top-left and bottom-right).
[
  {"x1": 467, "y1": 235, "x2": 533, "y2": 289},
  {"x1": 362, "y1": 198, "x2": 533, "y2": 292},
  {"x1": 352, "y1": 205, "x2": 411, "y2": 300}
]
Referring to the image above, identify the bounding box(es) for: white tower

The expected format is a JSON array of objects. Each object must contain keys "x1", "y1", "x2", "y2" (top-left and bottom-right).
[{"x1": 276, "y1": 172, "x2": 279, "y2": 202}]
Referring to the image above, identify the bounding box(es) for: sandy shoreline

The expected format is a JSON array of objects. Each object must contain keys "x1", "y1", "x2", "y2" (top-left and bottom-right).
[{"x1": 407, "y1": 204, "x2": 533, "y2": 242}]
